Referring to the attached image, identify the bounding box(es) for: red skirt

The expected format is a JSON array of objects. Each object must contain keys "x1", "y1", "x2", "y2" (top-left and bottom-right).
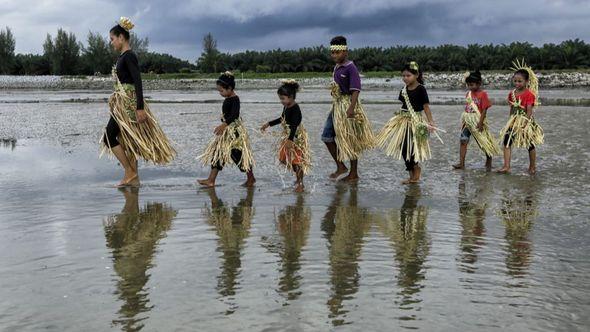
[{"x1": 278, "y1": 141, "x2": 304, "y2": 165}]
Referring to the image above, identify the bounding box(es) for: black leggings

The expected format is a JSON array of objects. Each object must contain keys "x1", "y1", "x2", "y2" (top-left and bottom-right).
[
  {"x1": 104, "y1": 116, "x2": 120, "y2": 148},
  {"x1": 213, "y1": 149, "x2": 246, "y2": 172},
  {"x1": 503, "y1": 133, "x2": 535, "y2": 152},
  {"x1": 401, "y1": 128, "x2": 417, "y2": 171}
]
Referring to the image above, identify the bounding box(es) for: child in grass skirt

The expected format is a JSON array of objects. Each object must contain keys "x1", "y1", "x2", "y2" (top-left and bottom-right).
[
  {"x1": 376, "y1": 62, "x2": 437, "y2": 184},
  {"x1": 261, "y1": 80, "x2": 311, "y2": 192},
  {"x1": 453, "y1": 70, "x2": 499, "y2": 171},
  {"x1": 497, "y1": 60, "x2": 544, "y2": 175},
  {"x1": 198, "y1": 72, "x2": 256, "y2": 187}
]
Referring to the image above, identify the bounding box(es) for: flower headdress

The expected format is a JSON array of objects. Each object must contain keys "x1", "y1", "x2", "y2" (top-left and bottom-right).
[{"x1": 118, "y1": 17, "x2": 135, "y2": 31}]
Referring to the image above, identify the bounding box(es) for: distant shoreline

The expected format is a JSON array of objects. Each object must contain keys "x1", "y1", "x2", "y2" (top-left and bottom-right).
[{"x1": 2, "y1": 70, "x2": 590, "y2": 91}]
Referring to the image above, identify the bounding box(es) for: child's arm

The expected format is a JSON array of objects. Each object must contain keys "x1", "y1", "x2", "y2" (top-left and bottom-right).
[
  {"x1": 477, "y1": 107, "x2": 489, "y2": 131},
  {"x1": 526, "y1": 104, "x2": 534, "y2": 118},
  {"x1": 261, "y1": 116, "x2": 281, "y2": 132},
  {"x1": 423, "y1": 104, "x2": 435, "y2": 132},
  {"x1": 347, "y1": 90, "x2": 359, "y2": 118}
]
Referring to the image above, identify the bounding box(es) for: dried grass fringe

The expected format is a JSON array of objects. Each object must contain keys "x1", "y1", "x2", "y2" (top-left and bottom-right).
[
  {"x1": 274, "y1": 121, "x2": 312, "y2": 175},
  {"x1": 100, "y1": 77, "x2": 176, "y2": 165},
  {"x1": 198, "y1": 118, "x2": 255, "y2": 171},
  {"x1": 330, "y1": 82, "x2": 375, "y2": 161},
  {"x1": 376, "y1": 86, "x2": 432, "y2": 162}
]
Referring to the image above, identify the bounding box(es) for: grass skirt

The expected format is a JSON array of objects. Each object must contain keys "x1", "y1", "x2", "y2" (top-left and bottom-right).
[
  {"x1": 330, "y1": 82, "x2": 375, "y2": 161},
  {"x1": 461, "y1": 112, "x2": 501, "y2": 157},
  {"x1": 199, "y1": 118, "x2": 255, "y2": 171},
  {"x1": 276, "y1": 122, "x2": 312, "y2": 175},
  {"x1": 100, "y1": 84, "x2": 176, "y2": 165},
  {"x1": 499, "y1": 111, "x2": 544, "y2": 148},
  {"x1": 376, "y1": 110, "x2": 431, "y2": 162}
]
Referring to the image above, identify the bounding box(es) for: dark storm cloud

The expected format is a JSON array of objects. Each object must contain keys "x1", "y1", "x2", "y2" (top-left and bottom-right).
[{"x1": 2, "y1": 0, "x2": 590, "y2": 60}]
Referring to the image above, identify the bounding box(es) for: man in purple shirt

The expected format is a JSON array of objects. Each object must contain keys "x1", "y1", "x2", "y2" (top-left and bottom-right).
[{"x1": 322, "y1": 35, "x2": 373, "y2": 182}]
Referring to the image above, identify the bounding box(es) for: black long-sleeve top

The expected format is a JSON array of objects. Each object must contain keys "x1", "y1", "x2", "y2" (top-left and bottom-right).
[
  {"x1": 116, "y1": 50, "x2": 144, "y2": 110},
  {"x1": 268, "y1": 103, "x2": 302, "y2": 141},
  {"x1": 221, "y1": 95, "x2": 240, "y2": 124},
  {"x1": 398, "y1": 84, "x2": 429, "y2": 112}
]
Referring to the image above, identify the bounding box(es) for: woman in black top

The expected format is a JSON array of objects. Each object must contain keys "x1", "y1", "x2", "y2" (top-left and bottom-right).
[
  {"x1": 198, "y1": 72, "x2": 256, "y2": 187},
  {"x1": 101, "y1": 17, "x2": 175, "y2": 187},
  {"x1": 261, "y1": 80, "x2": 311, "y2": 192}
]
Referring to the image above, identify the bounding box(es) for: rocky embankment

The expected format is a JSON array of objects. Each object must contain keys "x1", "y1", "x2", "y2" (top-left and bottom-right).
[{"x1": 2, "y1": 71, "x2": 590, "y2": 90}]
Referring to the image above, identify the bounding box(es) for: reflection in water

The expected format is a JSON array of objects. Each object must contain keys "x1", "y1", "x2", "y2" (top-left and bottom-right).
[
  {"x1": 323, "y1": 185, "x2": 373, "y2": 326},
  {"x1": 498, "y1": 184, "x2": 539, "y2": 279},
  {"x1": 457, "y1": 175, "x2": 491, "y2": 274},
  {"x1": 262, "y1": 194, "x2": 311, "y2": 304},
  {"x1": 103, "y1": 188, "x2": 177, "y2": 332},
  {"x1": 376, "y1": 185, "x2": 429, "y2": 321},
  {"x1": 203, "y1": 188, "x2": 254, "y2": 314},
  {"x1": 1, "y1": 137, "x2": 16, "y2": 150}
]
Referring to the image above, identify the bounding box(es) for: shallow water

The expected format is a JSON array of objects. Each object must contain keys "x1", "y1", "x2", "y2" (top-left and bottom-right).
[{"x1": 0, "y1": 89, "x2": 589, "y2": 331}]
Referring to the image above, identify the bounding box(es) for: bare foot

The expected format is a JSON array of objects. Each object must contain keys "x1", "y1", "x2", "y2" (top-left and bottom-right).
[
  {"x1": 198, "y1": 179, "x2": 216, "y2": 187},
  {"x1": 496, "y1": 167, "x2": 510, "y2": 174},
  {"x1": 242, "y1": 178, "x2": 256, "y2": 187},
  {"x1": 126, "y1": 176, "x2": 140, "y2": 187},
  {"x1": 414, "y1": 166, "x2": 422, "y2": 182},
  {"x1": 528, "y1": 167, "x2": 536, "y2": 175},
  {"x1": 116, "y1": 173, "x2": 138, "y2": 187},
  {"x1": 401, "y1": 178, "x2": 412, "y2": 185},
  {"x1": 339, "y1": 174, "x2": 359, "y2": 183},
  {"x1": 329, "y1": 168, "x2": 348, "y2": 179},
  {"x1": 452, "y1": 164, "x2": 464, "y2": 170},
  {"x1": 294, "y1": 183, "x2": 304, "y2": 193}
]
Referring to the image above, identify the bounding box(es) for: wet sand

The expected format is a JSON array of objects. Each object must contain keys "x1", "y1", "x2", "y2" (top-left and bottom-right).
[{"x1": 0, "y1": 89, "x2": 589, "y2": 331}]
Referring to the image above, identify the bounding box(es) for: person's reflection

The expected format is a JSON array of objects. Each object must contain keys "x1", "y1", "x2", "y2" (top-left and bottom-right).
[
  {"x1": 323, "y1": 185, "x2": 372, "y2": 326},
  {"x1": 103, "y1": 187, "x2": 177, "y2": 332},
  {"x1": 377, "y1": 185, "x2": 429, "y2": 320},
  {"x1": 1, "y1": 138, "x2": 16, "y2": 150},
  {"x1": 203, "y1": 187, "x2": 254, "y2": 314},
  {"x1": 262, "y1": 194, "x2": 311, "y2": 304},
  {"x1": 499, "y1": 183, "x2": 539, "y2": 279},
  {"x1": 457, "y1": 174, "x2": 491, "y2": 274}
]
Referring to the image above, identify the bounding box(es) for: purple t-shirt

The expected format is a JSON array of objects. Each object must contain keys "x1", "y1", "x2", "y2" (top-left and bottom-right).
[{"x1": 333, "y1": 61, "x2": 361, "y2": 94}]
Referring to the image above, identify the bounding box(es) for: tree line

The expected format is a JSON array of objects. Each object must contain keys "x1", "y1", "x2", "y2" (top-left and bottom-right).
[
  {"x1": 2, "y1": 27, "x2": 590, "y2": 76},
  {"x1": 0, "y1": 27, "x2": 195, "y2": 75},
  {"x1": 197, "y1": 34, "x2": 590, "y2": 73}
]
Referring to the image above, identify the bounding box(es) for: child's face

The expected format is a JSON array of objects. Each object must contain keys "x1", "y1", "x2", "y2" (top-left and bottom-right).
[
  {"x1": 467, "y1": 82, "x2": 481, "y2": 91},
  {"x1": 402, "y1": 70, "x2": 417, "y2": 85},
  {"x1": 279, "y1": 94, "x2": 294, "y2": 107},
  {"x1": 330, "y1": 50, "x2": 347, "y2": 64},
  {"x1": 217, "y1": 85, "x2": 233, "y2": 97},
  {"x1": 513, "y1": 74, "x2": 527, "y2": 90},
  {"x1": 109, "y1": 33, "x2": 125, "y2": 52}
]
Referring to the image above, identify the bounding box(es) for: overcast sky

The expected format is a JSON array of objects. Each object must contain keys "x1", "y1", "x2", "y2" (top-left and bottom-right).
[{"x1": 2, "y1": 0, "x2": 589, "y2": 61}]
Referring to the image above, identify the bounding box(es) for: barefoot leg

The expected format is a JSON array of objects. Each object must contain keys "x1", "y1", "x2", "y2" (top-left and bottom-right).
[
  {"x1": 485, "y1": 156, "x2": 492, "y2": 172},
  {"x1": 242, "y1": 170, "x2": 256, "y2": 187},
  {"x1": 401, "y1": 170, "x2": 413, "y2": 184},
  {"x1": 112, "y1": 145, "x2": 137, "y2": 186},
  {"x1": 453, "y1": 142, "x2": 468, "y2": 169},
  {"x1": 410, "y1": 164, "x2": 421, "y2": 183},
  {"x1": 198, "y1": 168, "x2": 219, "y2": 187},
  {"x1": 496, "y1": 147, "x2": 511, "y2": 173},
  {"x1": 528, "y1": 147, "x2": 536, "y2": 175},
  {"x1": 340, "y1": 160, "x2": 359, "y2": 182},
  {"x1": 325, "y1": 141, "x2": 348, "y2": 178}
]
